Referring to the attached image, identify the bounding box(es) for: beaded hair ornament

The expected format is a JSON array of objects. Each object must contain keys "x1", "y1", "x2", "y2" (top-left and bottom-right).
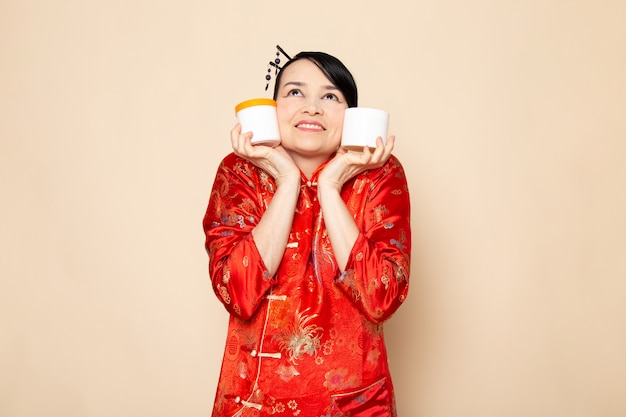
[{"x1": 265, "y1": 45, "x2": 291, "y2": 91}]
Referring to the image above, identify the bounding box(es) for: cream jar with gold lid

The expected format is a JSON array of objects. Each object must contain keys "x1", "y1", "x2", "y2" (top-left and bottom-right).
[{"x1": 235, "y1": 98, "x2": 281, "y2": 147}]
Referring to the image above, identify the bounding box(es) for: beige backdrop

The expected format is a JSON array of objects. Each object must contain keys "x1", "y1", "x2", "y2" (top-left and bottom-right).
[{"x1": 1, "y1": 0, "x2": 625, "y2": 416}]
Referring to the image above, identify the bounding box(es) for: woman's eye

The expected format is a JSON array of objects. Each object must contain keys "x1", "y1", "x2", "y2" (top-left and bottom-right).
[
  {"x1": 287, "y1": 89, "x2": 302, "y2": 97},
  {"x1": 323, "y1": 93, "x2": 339, "y2": 101}
]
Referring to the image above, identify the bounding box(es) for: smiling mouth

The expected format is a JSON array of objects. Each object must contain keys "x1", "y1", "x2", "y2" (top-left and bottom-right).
[{"x1": 296, "y1": 123, "x2": 325, "y2": 131}]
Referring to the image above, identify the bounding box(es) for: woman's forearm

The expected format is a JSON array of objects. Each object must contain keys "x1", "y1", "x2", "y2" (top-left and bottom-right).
[
  {"x1": 251, "y1": 178, "x2": 301, "y2": 276},
  {"x1": 317, "y1": 184, "x2": 359, "y2": 271}
]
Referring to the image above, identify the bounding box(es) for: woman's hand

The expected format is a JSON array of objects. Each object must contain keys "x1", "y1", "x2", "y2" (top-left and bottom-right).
[
  {"x1": 318, "y1": 135, "x2": 395, "y2": 192},
  {"x1": 230, "y1": 123, "x2": 300, "y2": 186}
]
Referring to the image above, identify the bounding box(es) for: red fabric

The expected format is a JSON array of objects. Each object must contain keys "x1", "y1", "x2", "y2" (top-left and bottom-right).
[{"x1": 203, "y1": 153, "x2": 411, "y2": 416}]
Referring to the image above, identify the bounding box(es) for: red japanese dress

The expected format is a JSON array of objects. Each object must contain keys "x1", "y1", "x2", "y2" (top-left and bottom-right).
[{"x1": 203, "y1": 152, "x2": 411, "y2": 417}]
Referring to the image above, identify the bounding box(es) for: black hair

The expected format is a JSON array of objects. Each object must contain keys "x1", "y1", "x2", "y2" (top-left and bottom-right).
[{"x1": 272, "y1": 51, "x2": 358, "y2": 108}]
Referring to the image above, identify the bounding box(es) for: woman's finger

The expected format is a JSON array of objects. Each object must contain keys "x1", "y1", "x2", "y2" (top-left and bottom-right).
[
  {"x1": 369, "y1": 137, "x2": 386, "y2": 163},
  {"x1": 384, "y1": 135, "x2": 396, "y2": 154},
  {"x1": 242, "y1": 133, "x2": 256, "y2": 156},
  {"x1": 230, "y1": 123, "x2": 242, "y2": 149}
]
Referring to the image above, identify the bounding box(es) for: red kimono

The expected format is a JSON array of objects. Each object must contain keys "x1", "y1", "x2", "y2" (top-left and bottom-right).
[{"x1": 203, "y1": 153, "x2": 411, "y2": 417}]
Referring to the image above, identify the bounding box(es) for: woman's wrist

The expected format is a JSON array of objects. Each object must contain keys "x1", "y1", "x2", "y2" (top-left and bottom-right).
[
  {"x1": 275, "y1": 171, "x2": 301, "y2": 189},
  {"x1": 316, "y1": 180, "x2": 342, "y2": 204}
]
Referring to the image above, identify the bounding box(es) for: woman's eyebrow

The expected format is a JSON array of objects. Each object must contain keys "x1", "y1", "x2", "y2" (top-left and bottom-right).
[
  {"x1": 282, "y1": 81, "x2": 339, "y2": 91},
  {"x1": 283, "y1": 81, "x2": 305, "y2": 88}
]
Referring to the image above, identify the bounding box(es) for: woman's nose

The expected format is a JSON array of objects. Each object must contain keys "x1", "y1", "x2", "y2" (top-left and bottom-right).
[{"x1": 302, "y1": 97, "x2": 322, "y2": 114}]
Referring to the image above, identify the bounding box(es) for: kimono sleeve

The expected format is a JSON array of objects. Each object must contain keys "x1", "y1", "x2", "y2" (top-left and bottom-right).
[
  {"x1": 202, "y1": 154, "x2": 276, "y2": 320},
  {"x1": 336, "y1": 156, "x2": 411, "y2": 325}
]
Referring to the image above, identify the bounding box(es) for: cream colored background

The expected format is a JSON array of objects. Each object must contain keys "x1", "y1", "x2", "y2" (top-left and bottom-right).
[{"x1": 1, "y1": 1, "x2": 625, "y2": 416}]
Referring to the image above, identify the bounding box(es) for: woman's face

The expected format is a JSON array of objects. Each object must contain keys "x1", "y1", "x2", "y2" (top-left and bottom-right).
[{"x1": 275, "y1": 59, "x2": 348, "y2": 163}]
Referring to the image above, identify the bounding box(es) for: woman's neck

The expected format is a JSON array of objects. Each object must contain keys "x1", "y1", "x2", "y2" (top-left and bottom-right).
[{"x1": 290, "y1": 153, "x2": 331, "y2": 180}]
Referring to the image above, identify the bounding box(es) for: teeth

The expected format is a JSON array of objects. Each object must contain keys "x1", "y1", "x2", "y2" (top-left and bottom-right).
[{"x1": 298, "y1": 123, "x2": 323, "y2": 130}]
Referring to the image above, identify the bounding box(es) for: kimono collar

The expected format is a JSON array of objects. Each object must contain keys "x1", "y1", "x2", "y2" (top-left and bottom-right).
[{"x1": 299, "y1": 153, "x2": 335, "y2": 186}]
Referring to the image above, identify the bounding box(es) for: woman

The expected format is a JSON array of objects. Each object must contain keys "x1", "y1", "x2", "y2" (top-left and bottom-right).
[{"x1": 203, "y1": 50, "x2": 411, "y2": 416}]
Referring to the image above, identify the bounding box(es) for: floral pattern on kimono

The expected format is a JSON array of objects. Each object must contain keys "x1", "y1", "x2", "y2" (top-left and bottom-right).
[{"x1": 203, "y1": 152, "x2": 411, "y2": 417}]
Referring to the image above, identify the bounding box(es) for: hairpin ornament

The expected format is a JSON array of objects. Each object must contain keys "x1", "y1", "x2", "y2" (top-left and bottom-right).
[{"x1": 265, "y1": 45, "x2": 292, "y2": 91}]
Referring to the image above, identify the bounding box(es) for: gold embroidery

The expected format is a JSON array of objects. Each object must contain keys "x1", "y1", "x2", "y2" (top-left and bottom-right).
[{"x1": 273, "y1": 308, "x2": 323, "y2": 364}]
